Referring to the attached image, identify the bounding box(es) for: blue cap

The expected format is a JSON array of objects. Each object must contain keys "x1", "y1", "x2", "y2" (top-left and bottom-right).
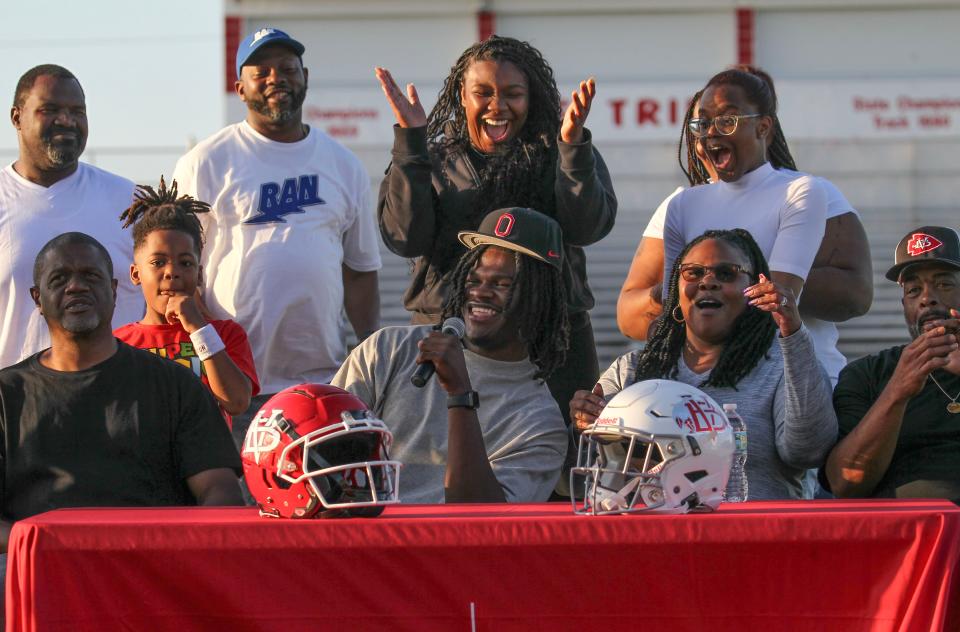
[{"x1": 235, "y1": 27, "x2": 306, "y2": 78}]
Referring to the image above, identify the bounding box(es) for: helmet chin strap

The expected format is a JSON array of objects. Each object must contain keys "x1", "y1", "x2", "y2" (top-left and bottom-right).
[
  {"x1": 597, "y1": 475, "x2": 645, "y2": 512},
  {"x1": 595, "y1": 460, "x2": 666, "y2": 512}
]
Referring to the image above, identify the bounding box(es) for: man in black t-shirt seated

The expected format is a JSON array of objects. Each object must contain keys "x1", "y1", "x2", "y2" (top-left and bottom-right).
[
  {"x1": 0, "y1": 232, "x2": 243, "y2": 553},
  {"x1": 824, "y1": 226, "x2": 960, "y2": 499}
]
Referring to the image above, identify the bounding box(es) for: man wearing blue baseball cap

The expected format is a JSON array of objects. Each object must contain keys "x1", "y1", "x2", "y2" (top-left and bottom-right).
[{"x1": 172, "y1": 27, "x2": 382, "y2": 457}]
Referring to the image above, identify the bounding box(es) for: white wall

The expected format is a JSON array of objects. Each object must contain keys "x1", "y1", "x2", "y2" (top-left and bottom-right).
[{"x1": 224, "y1": 0, "x2": 960, "y2": 362}]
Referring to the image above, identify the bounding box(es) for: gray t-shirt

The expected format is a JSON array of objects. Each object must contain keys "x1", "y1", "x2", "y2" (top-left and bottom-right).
[
  {"x1": 332, "y1": 326, "x2": 567, "y2": 503},
  {"x1": 598, "y1": 326, "x2": 837, "y2": 499}
]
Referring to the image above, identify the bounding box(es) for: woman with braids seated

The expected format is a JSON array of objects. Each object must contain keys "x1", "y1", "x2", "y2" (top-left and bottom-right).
[
  {"x1": 572, "y1": 229, "x2": 837, "y2": 499},
  {"x1": 617, "y1": 66, "x2": 873, "y2": 385},
  {"x1": 114, "y1": 177, "x2": 260, "y2": 426},
  {"x1": 374, "y1": 35, "x2": 616, "y2": 431}
]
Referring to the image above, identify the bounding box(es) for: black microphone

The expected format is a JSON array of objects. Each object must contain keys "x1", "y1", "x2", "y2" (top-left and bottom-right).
[{"x1": 410, "y1": 317, "x2": 466, "y2": 387}]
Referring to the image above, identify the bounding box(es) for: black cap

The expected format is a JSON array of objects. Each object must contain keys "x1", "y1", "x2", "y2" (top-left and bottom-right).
[
  {"x1": 886, "y1": 226, "x2": 960, "y2": 281},
  {"x1": 458, "y1": 207, "x2": 563, "y2": 270}
]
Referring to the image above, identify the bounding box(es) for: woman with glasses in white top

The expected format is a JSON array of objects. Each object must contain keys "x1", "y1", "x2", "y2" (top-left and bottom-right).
[{"x1": 617, "y1": 67, "x2": 873, "y2": 385}]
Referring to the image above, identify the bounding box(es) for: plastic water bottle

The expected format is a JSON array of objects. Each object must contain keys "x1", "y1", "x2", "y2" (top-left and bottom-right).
[{"x1": 723, "y1": 403, "x2": 748, "y2": 502}]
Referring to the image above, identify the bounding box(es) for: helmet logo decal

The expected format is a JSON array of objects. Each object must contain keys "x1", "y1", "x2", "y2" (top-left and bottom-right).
[
  {"x1": 906, "y1": 233, "x2": 943, "y2": 256},
  {"x1": 494, "y1": 212, "x2": 515, "y2": 237},
  {"x1": 243, "y1": 409, "x2": 285, "y2": 464},
  {"x1": 674, "y1": 397, "x2": 726, "y2": 433}
]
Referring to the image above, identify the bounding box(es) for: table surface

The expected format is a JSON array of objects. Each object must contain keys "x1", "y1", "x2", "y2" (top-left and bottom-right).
[{"x1": 7, "y1": 499, "x2": 960, "y2": 632}]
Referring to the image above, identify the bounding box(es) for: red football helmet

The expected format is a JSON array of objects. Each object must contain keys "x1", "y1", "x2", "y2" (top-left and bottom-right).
[{"x1": 241, "y1": 384, "x2": 401, "y2": 518}]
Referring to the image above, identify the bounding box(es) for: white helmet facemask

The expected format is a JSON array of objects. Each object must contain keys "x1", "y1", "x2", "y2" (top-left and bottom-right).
[{"x1": 571, "y1": 379, "x2": 735, "y2": 516}]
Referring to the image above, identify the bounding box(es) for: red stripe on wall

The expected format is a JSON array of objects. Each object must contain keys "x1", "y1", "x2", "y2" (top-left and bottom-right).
[
  {"x1": 736, "y1": 8, "x2": 755, "y2": 66},
  {"x1": 225, "y1": 16, "x2": 243, "y2": 93},
  {"x1": 478, "y1": 10, "x2": 495, "y2": 41}
]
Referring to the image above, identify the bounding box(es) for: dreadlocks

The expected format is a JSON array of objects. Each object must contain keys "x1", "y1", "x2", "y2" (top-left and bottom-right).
[
  {"x1": 731, "y1": 65, "x2": 798, "y2": 172},
  {"x1": 634, "y1": 229, "x2": 776, "y2": 389},
  {"x1": 441, "y1": 246, "x2": 569, "y2": 380},
  {"x1": 426, "y1": 36, "x2": 562, "y2": 269},
  {"x1": 119, "y1": 176, "x2": 211, "y2": 254},
  {"x1": 678, "y1": 89, "x2": 710, "y2": 186},
  {"x1": 679, "y1": 66, "x2": 799, "y2": 185}
]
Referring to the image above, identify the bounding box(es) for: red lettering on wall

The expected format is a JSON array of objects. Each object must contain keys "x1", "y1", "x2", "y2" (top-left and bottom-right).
[
  {"x1": 919, "y1": 115, "x2": 950, "y2": 128},
  {"x1": 609, "y1": 99, "x2": 626, "y2": 127},
  {"x1": 854, "y1": 97, "x2": 889, "y2": 111},
  {"x1": 873, "y1": 115, "x2": 909, "y2": 129},
  {"x1": 637, "y1": 100, "x2": 659, "y2": 125}
]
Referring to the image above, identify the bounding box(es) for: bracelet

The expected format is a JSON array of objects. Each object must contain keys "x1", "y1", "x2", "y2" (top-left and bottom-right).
[{"x1": 189, "y1": 324, "x2": 226, "y2": 361}]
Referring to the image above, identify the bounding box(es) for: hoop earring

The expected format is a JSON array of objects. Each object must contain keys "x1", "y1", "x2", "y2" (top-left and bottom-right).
[{"x1": 671, "y1": 305, "x2": 684, "y2": 324}]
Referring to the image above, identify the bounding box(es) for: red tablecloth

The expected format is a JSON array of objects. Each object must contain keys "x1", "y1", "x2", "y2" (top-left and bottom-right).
[{"x1": 6, "y1": 500, "x2": 960, "y2": 631}]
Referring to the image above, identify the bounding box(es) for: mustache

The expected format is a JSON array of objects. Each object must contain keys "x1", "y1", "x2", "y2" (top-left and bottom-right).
[{"x1": 42, "y1": 126, "x2": 82, "y2": 140}]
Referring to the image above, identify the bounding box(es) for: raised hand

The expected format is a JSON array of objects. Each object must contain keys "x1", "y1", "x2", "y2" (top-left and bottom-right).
[
  {"x1": 744, "y1": 273, "x2": 802, "y2": 336},
  {"x1": 570, "y1": 383, "x2": 606, "y2": 432},
  {"x1": 560, "y1": 77, "x2": 596, "y2": 144},
  {"x1": 375, "y1": 67, "x2": 427, "y2": 129}
]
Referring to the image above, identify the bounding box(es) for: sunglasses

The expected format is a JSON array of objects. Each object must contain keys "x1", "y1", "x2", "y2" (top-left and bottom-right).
[
  {"x1": 687, "y1": 113, "x2": 762, "y2": 138},
  {"x1": 679, "y1": 263, "x2": 753, "y2": 283}
]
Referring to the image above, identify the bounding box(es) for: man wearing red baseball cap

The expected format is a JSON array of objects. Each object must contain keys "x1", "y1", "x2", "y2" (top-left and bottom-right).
[{"x1": 823, "y1": 225, "x2": 960, "y2": 499}]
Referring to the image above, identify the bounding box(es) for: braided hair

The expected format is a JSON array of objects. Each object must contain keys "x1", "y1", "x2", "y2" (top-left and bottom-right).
[
  {"x1": 634, "y1": 229, "x2": 776, "y2": 389},
  {"x1": 678, "y1": 89, "x2": 711, "y2": 186},
  {"x1": 730, "y1": 65, "x2": 797, "y2": 172},
  {"x1": 426, "y1": 36, "x2": 562, "y2": 269},
  {"x1": 679, "y1": 67, "x2": 799, "y2": 185},
  {"x1": 119, "y1": 176, "x2": 211, "y2": 255},
  {"x1": 441, "y1": 245, "x2": 569, "y2": 380}
]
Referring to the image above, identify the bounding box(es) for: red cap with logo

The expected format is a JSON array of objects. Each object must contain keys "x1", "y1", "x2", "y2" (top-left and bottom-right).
[
  {"x1": 457, "y1": 207, "x2": 564, "y2": 271},
  {"x1": 886, "y1": 225, "x2": 960, "y2": 281}
]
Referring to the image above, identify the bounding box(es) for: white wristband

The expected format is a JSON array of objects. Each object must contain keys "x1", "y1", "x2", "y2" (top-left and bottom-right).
[{"x1": 189, "y1": 324, "x2": 226, "y2": 361}]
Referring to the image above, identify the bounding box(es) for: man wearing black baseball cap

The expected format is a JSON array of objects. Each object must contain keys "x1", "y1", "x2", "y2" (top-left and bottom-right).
[
  {"x1": 172, "y1": 26, "x2": 382, "y2": 459},
  {"x1": 823, "y1": 225, "x2": 960, "y2": 499},
  {"x1": 333, "y1": 208, "x2": 570, "y2": 504}
]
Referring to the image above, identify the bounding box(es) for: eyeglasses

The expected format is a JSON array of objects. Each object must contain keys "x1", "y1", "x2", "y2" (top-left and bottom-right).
[
  {"x1": 687, "y1": 113, "x2": 762, "y2": 138},
  {"x1": 679, "y1": 263, "x2": 752, "y2": 283}
]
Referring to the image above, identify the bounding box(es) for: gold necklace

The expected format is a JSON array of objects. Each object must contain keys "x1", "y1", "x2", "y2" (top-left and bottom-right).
[{"x1": 928, "y1": 373, "x2": 960, "y2": 414}]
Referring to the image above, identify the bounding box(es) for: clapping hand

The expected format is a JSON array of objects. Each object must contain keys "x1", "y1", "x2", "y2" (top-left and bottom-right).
[
  {"x1": 744, "y1": 273, "x2": 802, "y2": 337},
  {"x1": 375, "y1": 67, "x2": 427, "y2": 129},
  {"x1": 560, "y1": 78, "x2": 596, "y2": 144}
]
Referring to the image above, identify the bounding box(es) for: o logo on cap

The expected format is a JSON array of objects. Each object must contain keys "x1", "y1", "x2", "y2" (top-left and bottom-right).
[{"x1": 494, "y1": 213, "x2": 515, "y2": 238}]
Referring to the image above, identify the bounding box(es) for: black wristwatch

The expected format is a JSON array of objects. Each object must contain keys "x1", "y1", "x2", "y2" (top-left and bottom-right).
[{"x1": 447, "y1": 390, "x2": 480, "y2": 410}]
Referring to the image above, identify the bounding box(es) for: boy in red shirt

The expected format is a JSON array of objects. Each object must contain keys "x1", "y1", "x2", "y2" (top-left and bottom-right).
[{"x1": 115, "y1": 177, "x2": 260, "y2": 428}]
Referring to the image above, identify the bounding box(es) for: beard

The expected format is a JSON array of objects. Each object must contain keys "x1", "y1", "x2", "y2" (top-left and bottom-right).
[
  {"x1": 60, "y1": 311, "x2": 102, "y2": 335},
  {"x1": 39, "y1": 127, "x2": 85, "y2": 168},
  {"x1": 248, "y1": 85, "x2": 307, "y2": 124}
]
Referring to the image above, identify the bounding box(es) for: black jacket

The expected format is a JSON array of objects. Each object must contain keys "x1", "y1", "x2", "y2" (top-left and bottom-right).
[{"x1": 378, "y1": 125, "x2": 617, "y2": 321}]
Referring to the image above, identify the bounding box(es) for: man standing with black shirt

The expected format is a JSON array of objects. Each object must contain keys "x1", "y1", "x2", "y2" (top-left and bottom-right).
[{"x1": 0, "y1": 233, "x2": 242, "y2": 556}]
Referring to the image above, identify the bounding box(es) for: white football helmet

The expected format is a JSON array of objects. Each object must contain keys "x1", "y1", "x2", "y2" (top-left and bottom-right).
[{"x1": 571, "y1": 379, "x2": 734, "y2": 515}]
